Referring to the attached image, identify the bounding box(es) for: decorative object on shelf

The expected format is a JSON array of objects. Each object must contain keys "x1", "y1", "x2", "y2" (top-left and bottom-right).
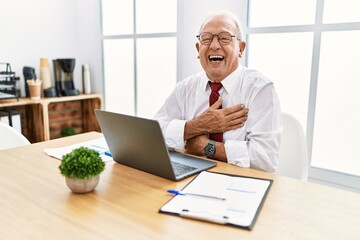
[
  {"x1": 40, "y1": 58, "x2": 51, "y2": 89},
  {"x1": 60, "y1": 127, "x2": 76, "y2": 137},
  {"x1": 59, "y1": 146, "x2": 105, "y2": 193},
  {"x1": 23, "y1": 66, "x2": 37, "y2": 97},
  {"x1": 27, "y1": 79, "x2": 42, "y2": 100},
  {"x1": 40, "y1": 58, "x2": 57, "y2": 97},
  {"x1": 82, "y1": 64, "x2": 91, "y2": 94},
  {"x1": 0, "y1": 63, "x2": 20, "y2": 101},
  {"x1": 53, "y1": 58, "x2": 80, "y2": 96}
]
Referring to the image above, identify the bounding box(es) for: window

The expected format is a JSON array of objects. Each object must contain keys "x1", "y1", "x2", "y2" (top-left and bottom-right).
[
  {"x1": 249, "y1": 0, "x2": 316, "y2": 27},
  {"x1": 322, "y1": 0, "x2": 360, "y2": 23},
  {"x1": 312, "y1": 30, "x2": 360, "y2": 176},
  {"x1": 101, "y1": 0, "x2": 177, "y2": 118},
  {"x1": 247, "y1": 0, "x2": 360, "y2": 190}
]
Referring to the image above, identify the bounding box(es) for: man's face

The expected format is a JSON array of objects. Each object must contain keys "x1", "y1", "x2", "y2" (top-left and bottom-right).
[{"x1": 196, "y1": 16, "x2": 245, "y2": 82}]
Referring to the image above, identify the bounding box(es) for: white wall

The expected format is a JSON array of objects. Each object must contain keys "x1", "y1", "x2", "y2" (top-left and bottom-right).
[
  {"x1": 1, "y1": 0, "x2": 246, "y2": 97},
  {"x1": 177, "y1": 0, "x2": 247, "y2": 81},
  {"x1": 0, "y1": 0, "x2": 102, "y2": 96}
]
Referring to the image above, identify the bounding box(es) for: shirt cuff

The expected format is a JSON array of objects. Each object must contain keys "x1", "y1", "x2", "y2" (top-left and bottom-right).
[
  {"x1": 224, "y1": 140, "x2": 250, "y2": 168},
  {"x1": 165, "y1": 119, "x2": 186, "y2": 149}
]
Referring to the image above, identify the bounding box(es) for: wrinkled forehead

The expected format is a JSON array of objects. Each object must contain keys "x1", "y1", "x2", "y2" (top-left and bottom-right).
[{"x1": 200, "y1": 16, "x2": 237, "y2": 34}]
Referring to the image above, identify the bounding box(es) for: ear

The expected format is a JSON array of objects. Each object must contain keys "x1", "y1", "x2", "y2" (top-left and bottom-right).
[
  {"x1": 239, "y1": 41, "x2": 246, "y2": 58},
  {"x1": 196, "y1": 42, "x2": 200, "y2": 52}
]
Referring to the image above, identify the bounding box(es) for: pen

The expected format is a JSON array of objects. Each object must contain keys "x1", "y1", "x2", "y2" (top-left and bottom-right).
[
  {"x1": 180, "y1": 209, "x2": 228, "y2": 225},
  {"x1": 104, "y1": 151, "x2": 112, "y2": 157},
  {"x1": 167, "y1": 189, "x2": 226, "y2": 201},
  {"x1": 91, "y1": 145, "x2": 112, "y2": 157}
]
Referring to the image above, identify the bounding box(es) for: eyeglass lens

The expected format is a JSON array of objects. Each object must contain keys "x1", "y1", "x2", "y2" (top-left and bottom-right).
[{"x1": 199, "y1": 32, "x2": 233, "y2": 45}]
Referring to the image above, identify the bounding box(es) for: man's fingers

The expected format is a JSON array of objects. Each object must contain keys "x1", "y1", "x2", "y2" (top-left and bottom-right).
[
  {"x1": 226, "y1": 122, "x2": 245, "y2": 131},
  {"x1": 222, "y1": 104, "x2": 246, "y2": 115},
  {"x1": 227, "y1": 115, "x2": 247, "y2": 127},
  {"x1": 220, "y1": 108, "x2": 248, "y2": 131},
  {"x1": 209, "y1": 97, "x2": 222, "y2": 109},
  {"x1": 203, "y1": 102, "x2": 248, "y2": 133}
]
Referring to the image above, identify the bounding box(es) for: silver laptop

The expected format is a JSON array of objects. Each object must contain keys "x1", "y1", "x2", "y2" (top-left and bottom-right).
[{"x1": 94, "y1": 110, "x2": 217, "y2": 181}]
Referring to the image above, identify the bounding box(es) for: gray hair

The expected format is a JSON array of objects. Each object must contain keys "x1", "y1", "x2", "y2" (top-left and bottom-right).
[{"x1": 199, "y1": 10, "x2": 243, "y2": 41}]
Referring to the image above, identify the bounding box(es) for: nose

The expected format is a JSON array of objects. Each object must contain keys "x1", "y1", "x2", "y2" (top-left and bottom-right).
[{"x1": 209, "y1": 35, "x2": 221, "y2": 49}]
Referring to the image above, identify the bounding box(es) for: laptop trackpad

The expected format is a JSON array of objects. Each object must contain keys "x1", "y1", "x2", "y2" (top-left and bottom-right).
[{"x1": 169, "y1": 152, "x2": 216, "y2": 177}]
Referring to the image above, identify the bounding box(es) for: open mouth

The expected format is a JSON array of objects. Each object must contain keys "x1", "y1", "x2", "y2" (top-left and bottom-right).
[{"x1": 208, "y1": 55, "x2": 224, "y2": 62}]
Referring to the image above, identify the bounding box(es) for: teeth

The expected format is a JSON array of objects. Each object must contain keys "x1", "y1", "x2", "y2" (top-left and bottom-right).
[
  {"x1": 209, "y1": 55, "x2": 224, "y2": 59},
  {"x1": 209, "y1": 55, "x2": 224, "y2": 62}
]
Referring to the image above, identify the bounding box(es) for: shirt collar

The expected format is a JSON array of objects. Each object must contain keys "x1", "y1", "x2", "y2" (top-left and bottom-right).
[{"x1": 202, "y1": 64, "x2": 243, "y2": 93}]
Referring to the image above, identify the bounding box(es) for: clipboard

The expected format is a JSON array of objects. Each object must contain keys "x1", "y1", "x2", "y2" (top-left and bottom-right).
[{"x1": 159, "y1": 171, "x2": 273, "y2": 230}]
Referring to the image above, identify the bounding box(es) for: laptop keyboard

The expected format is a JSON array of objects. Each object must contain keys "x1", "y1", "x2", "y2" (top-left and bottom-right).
[{"x1": 172, "y1": 162, "x2": 197, "y2": 177}]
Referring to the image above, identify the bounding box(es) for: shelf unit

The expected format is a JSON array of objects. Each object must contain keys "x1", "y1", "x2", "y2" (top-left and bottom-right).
[
  {"x1": 0, "y1": 94, "x2": 102, "y2": 142},
  {"x1": 0, "y1": 63, "x2": 19, "y2": 101}
]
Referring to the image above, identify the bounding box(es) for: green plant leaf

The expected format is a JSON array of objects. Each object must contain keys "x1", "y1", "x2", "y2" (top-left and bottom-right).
[
  {"x1": 59, "y1": 146, "x2": 105, "y2": 179},
  {"x1": 60, "y1": 127, "x2": 76, "y2": 137}
]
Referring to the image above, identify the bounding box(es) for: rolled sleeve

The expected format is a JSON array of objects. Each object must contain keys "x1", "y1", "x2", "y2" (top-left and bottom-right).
[
  {"x1": 224, "y1": 140, "x2": 250, "y2": 168},
  {"x1": 165, "y1": 119, "x2": 186, "y2": 149}
]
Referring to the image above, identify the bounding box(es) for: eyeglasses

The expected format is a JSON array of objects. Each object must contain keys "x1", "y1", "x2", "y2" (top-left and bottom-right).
[{"x1": 196, "y1": 32, "x2": 239, "y2": 45}]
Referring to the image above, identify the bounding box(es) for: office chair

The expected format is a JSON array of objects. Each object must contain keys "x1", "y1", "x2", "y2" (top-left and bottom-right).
[
  {"x1": 0, "y1": 122, "x2": 30, "y2": 150},
  {"x1": 277, "y1": 112, "x2": 309, "y2": 181}
]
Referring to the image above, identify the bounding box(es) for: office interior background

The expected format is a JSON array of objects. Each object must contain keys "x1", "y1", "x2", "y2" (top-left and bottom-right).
[{"x1": 1, "y1": 0, "x2": 359, "y2": 192}]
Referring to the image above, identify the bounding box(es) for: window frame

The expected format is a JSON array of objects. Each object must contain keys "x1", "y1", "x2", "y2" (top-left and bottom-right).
[
  {"x1": 245, "y1": 0, "x2": 360, "y2": 192},
  {"x1": 100, "y1": 0, "x2": 178, "y2": 116}
]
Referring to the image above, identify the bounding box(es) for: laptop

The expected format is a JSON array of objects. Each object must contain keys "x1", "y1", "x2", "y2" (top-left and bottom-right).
[{"x1": 94, "y1": 110, "x2": 217, "y2": 181}]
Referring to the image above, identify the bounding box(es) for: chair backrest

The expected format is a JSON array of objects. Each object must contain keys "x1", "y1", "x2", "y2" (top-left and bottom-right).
[
  {"x1": 277, "y1": 112, "x2": 309, "y2": 181},
  {"x1": 0, "y1": 122, "x2": 30, "y2": 150}
]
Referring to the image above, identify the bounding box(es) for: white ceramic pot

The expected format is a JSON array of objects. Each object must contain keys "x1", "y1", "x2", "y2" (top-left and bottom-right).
[{"x1": 65, "y1": 175, "x2": 100, "y2": 193}]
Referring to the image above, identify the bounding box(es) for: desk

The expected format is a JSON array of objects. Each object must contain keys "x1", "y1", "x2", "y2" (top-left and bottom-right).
[{"x1": 0, "y1": 132, "x2": 359, "y2": 239}]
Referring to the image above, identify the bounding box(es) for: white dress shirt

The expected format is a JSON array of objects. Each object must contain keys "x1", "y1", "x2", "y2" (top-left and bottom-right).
[{"x1": 154, "y1": 65, "x2": 282, "y2": 172}]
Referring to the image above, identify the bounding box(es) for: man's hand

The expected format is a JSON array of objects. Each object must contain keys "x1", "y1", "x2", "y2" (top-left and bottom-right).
[{"x1": 184, "y1": 97, "x2": 248, "y2": 140}]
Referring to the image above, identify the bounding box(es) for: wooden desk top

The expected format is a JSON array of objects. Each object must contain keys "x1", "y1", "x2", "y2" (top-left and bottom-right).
[{"x1": 0, "y1": 132, "x2": 359, "y2": 239}]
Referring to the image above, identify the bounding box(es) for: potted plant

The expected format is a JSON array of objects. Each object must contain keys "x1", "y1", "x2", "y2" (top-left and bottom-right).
[
  {"x1": 60, "y1": 127, "x2": 76, "y2": 137},
  {"x1": 59, "y1": 146, "x2": 105, "y2": 193}
]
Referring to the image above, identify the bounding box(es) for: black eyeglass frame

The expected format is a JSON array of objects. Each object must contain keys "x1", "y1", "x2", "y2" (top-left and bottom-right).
[{"x1": 196, "y1": 32, "x2": 240, "y2": 45}]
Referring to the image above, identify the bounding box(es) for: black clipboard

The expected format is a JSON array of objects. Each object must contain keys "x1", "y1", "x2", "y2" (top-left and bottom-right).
[{"x1": 159, "y1": 171, "x2": 273, "y2": 230}]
